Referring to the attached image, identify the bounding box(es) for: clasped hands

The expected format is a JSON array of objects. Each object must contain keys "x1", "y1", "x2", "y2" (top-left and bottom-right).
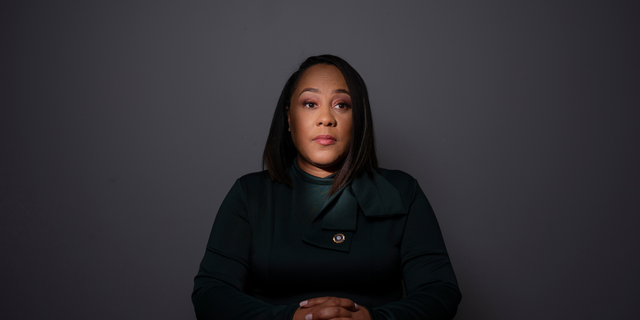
[{"x1": 292, "y1": 296, "x2": 371, "y2": 320}]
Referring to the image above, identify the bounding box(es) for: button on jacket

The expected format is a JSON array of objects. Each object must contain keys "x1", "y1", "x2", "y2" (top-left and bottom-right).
[{"x1": 193, "y1": 163, "x2": 461, "y2": 320}]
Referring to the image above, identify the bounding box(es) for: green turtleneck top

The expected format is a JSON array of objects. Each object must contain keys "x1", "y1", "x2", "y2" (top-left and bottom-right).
[{"x1": 192, "y1": 162, "x2": 461, "y2": 320}]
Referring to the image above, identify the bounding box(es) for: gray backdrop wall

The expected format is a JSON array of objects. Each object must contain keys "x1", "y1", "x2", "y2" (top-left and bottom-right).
[{"x1": 2, "y1": 1, "x2": 639, "y2": 319}]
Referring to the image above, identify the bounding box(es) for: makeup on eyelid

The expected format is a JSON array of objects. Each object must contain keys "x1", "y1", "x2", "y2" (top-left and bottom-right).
[{"x1": 297, "y1": 95, "x2": 351, "y2": 109}]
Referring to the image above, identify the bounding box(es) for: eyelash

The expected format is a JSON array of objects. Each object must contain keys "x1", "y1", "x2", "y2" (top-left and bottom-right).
[{"x1": 303, "y1": 101, "x2": 351, "y2": 109}]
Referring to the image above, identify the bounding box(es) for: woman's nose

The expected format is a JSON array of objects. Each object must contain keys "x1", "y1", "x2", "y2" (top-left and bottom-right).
[{"x1": 316, "y1": 105, "x2": 336, "y2": 127}]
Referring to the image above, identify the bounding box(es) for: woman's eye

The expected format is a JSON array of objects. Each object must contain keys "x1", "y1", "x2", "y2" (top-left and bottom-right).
[
  {"x1": 335, "y1": 103, "x2": 350, "y2": 109},
  {"x1": 303, "y1": 102, "x2": 316, "y2": 108}
]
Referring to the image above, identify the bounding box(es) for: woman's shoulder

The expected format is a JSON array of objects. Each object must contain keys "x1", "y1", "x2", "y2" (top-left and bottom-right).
[
  {"x1": 377, "y1": 167, "x2": 416, "y2": 179},
  {"x1": 234, "y1": 170, "x2": 273, "y2": 189},
  {"x1": 376, "y1": 168, "x2": 418, "y2": 192},
  {"x1": 222, "y1": 171, "x2": 273, "y2": 202},
  {"x1": 237, "y1": 170, "x2": 270, "y2": 182}
]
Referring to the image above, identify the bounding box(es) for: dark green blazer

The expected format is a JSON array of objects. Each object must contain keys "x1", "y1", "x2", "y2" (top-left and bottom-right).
[{"x1": 193, "y1": 164, "x2": 461, "y2": 319}]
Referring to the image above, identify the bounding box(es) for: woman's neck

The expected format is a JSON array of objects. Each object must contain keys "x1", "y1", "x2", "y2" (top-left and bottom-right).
[{"x1": 295, "y1": 157, "x2": 340, "y2": 178}]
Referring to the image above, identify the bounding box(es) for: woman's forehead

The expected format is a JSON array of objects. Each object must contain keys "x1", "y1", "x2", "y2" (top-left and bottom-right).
[{"x1": 295, "y1": 64, "x2": 348, "y2": 94}]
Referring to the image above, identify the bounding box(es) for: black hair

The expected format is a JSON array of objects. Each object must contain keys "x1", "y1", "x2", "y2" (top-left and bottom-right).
[{"x1": 262, "y1": 54, "x2": 378, "y2": 195}]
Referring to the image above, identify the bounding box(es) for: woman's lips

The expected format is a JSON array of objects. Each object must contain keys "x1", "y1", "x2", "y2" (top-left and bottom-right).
[{"x1": 313, "y1": 135, "x2": 336, "y2": 145}]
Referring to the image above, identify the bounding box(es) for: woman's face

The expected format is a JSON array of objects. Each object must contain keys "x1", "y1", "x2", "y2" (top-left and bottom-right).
[{"x1": 288, "y1": 64, "x2": 353, "y2": 178}]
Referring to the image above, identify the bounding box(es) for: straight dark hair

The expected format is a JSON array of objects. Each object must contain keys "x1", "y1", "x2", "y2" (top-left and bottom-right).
[{"x1": 262, "y1": 54, "x2": 378, "y2": 195}]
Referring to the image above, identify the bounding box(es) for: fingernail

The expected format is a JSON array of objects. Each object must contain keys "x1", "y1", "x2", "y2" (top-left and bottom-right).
[
  {"x1": 354, "y1": 302, "x2": 360, "y2": 310},
  {"x1": 305, "y1": 314, "x2": 313, "y2": 320},
  {"x1": 299, "y1": 300, "x2": 308, "y2": 307}
]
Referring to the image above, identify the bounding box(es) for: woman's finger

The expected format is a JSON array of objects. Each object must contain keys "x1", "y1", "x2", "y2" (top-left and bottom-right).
[
  {"x1": 307, "y1": 306, "x2": 352, "y2": 320},
  {"x1": 300, "y1": 296, "x2": 329, "y2": 308},
  {"x1": 322, "y1": 297, "x2": 359, "y2": 312},
  {"x1": 300, "y1": 297, "x2": 360, "y2": 312}
]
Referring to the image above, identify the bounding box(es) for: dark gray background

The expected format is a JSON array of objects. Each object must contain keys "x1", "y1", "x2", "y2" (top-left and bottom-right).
[{"x1": 2, "y1": 1, "x2": 639, "y2": 319}]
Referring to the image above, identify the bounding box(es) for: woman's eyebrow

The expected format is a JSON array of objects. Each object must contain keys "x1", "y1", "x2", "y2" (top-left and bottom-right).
[
  {"x1": 298, "y1": 88, "x2": 319, "y2": 96},
  {"x1": 298, "y1": 88, "x2": 350, "y2": 97}
]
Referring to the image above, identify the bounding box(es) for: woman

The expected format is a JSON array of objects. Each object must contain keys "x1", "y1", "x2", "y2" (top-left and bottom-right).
[{"x1": 192, "y1": 55, "x2": 461, "y2": 320}]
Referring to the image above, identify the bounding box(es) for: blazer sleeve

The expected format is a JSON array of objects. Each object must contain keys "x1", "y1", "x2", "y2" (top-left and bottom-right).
[
  {"x1": 192, "y1": 179, "x2": 299, "y2": 320},
  {"x1": 369, "y1": 180, "x2": 462, "y2": 320}
]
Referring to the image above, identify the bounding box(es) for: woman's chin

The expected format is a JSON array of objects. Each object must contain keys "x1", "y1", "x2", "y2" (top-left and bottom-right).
[{"x1": 299, "y1": 155, "x2": 345, "y2": 171}]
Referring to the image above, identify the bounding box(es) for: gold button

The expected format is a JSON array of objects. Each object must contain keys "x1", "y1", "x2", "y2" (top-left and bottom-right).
[{"x1": 333, "y1": 233, "x2": 345, "y2": 243}]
